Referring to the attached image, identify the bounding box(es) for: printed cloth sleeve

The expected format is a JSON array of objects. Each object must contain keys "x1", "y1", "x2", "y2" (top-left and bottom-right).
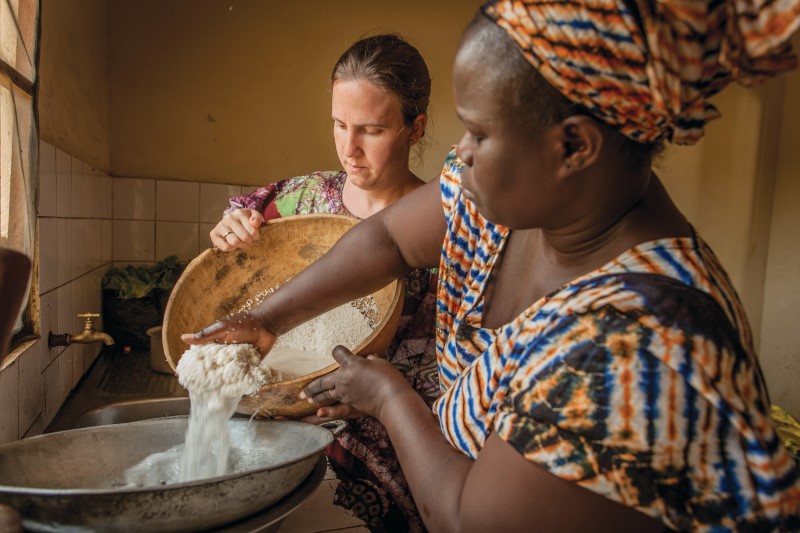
[
  {"x1": 439, "y1": 147, "x2": 463, "y2": 219},
  {"x1": 225, "y1": 181, "x2": 285, "y2": 220},
  {"x1": 492, "y1": 280, "x2": 799, "y2": 531}
]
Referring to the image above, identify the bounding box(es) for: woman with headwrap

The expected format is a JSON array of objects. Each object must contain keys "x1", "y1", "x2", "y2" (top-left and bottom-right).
[{"x1": 185, "y1": 1, "x2": 800, "y2": 530}]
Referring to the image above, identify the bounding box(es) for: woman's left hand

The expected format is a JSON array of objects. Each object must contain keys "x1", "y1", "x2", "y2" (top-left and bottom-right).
[{"x1": 301, "y1": 345, "x2": 413, "y2": 420}]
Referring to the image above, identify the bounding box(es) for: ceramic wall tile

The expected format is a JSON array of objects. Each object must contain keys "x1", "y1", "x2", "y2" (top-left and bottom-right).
[
  {"x1": 85, "y1": 168, "x2": 112, "y2": 220},
  {"x1": 84, "y1": 219, "x2": 103, "y2": 271},
  {"x1": 0, "y1": 359, "x2": 20, "y2": 444},
  {"x1": 56, "y1": 218, "x2": 72, "y2": 286},
  {"x1": 57, "y1": 349, "x2": 73, "y2": 408},
  {"x1": 96, "y1": 172, "x2": 113, "y2": 219},
  {"x1": 112, "y1": 220, "x2": 155, "y2": 262},
  {"x1": 198, "y1": 223, "x2": 215, "y2": 254},
  {"x1": 89, "y1": 269, "x2": 105, "y2": 319},
  {"x1": 70, "y1": 219, "x2": 86, "y2": 279},
  {"x1": 157, "y1": 180, "x2": 199, "y2": 222},
  {"x1": 71, "y1": 343, "x2": 84, "y2": 389},
  {"x1": 39, "y1": 289, "x2": 59, "y2": 367},
  {"x1": 18, "y1": 339, "x2": 43, "y2": 437},
  {"x1": 55, "y1": 149, "x2": 71, "y2": 218},
  {"x1": 22, "y1": 415, "x2": 43, "y2": 439},
  {"x1": 112, "y1": 260, "x2": 154, "y2": 269},
  {"x1": 199, "y1": 183, "x2": 240, "y2": 223},
  {"x1": 71, "y1": 276, "x2": 87, "y2": 336},
  {"x1": 101, "y1": 220, "x2": 112, "y2": 262},
  {"x1": 38, "y1": 141, "x2": 57, "y2": 217},
  {"x1": 38, "y1": 217, "x2": 58, "y2": 294},
  {"x1": 55, "y1": 283, "x2": 73, "y2": 357},
  {"x1": 113, "y1": 178, "x2": 155, "y2": 220},
  {"x1": 42, "y1": 357, "x2": 59, "y2": 427},
  {"x1": 155, "y1": 221, "x2": 199, "y2": 262},
  {"x1": 70, "y1": 159, "x2": 85, "y2": 219},
  {"x1": 84, "y1": 173, "x2": 101, "y2": 219},
  {"x1": 84, "y1": 340, "x2": 101, "y2": 369},
  {"x1": 84, "y1": 342, "x2": 102, "y2": 373}
]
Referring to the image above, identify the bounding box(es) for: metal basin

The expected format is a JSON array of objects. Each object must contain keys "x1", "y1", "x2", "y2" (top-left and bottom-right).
[
  {"x1": 74, "y1": 397, "x2": 193, "y2": 428},
  {"x1": 0, "y1": 417, "x2": 334, "y2": 532}
]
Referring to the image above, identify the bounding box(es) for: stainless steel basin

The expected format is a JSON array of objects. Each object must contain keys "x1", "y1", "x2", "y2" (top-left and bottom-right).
[
  {"x1": 1, "y1": 418, "x2": 333, "y2": 532},
  {"x1": 73, "y1": 397, "x2": 254, "y2": 428},
  {"x1": 73, "y1": 397, "x2": 257, "y2": 429},
  {"x1": 73, "y1": 397, "x2": 193, "y2": 428}
]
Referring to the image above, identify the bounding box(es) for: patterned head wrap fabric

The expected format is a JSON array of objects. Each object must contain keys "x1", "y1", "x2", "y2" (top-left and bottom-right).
[{"x1": 482, "y1": 0, "x2": 800, "y2": 145}]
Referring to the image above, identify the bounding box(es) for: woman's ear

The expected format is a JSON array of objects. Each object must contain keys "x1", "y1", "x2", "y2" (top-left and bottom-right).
[
  {"x1": 410, "y1": 114, "x2": 428, "y2": 145},
  {"x1": 557, "y1": 115, "x2": 603, "y2": 178}
]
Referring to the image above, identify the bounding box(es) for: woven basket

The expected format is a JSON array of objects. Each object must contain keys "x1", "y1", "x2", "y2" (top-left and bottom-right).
[{"x1": 162, "y1": 214, "x2": 404, "y2": 417}]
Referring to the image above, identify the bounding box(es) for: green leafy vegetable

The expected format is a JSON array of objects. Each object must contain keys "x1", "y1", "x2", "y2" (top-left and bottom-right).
[{"x1": 102, "y1": 256, "x2": 186, "y2": 300}]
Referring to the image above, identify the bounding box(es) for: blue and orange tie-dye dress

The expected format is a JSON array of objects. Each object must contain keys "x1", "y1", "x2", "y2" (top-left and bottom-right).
[{"x1": 433, "y1": 150, "x2": 800, "y2": 531}]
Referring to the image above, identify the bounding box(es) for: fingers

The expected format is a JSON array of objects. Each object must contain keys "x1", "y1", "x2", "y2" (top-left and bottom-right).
[
  {"x1": 331, "y1": 345, "x2": 356, "y2": 365},
  {"x1": 298, "y1": 404, "x2": 355, "y2": 424},
  {"x1": 179, "y1": 312, "x2": 277, "y2": 354},
  {"x1": 210, "y1": 221, "x2": 235, "y2": 251},
  {"x1": 180, "y1": 321, "x2": 226, "y2": 345},
  {"x1": 300, "y1": 374, "x2": 337, "y2": 404},
  {"x1": 317, "y1": 403, "x2": 362, "y2": 420},
  {"x1": 210, "y1": 209, "x2": 262, "y2": 251},
  {"x1": 248, "y1": 211, "x2": 264, "y2": 229}
]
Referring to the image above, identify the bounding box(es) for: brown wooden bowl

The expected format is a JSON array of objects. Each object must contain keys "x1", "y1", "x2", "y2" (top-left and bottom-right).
[{"x1": 162, "y1": 214, "x2": 404, "y2": 417}]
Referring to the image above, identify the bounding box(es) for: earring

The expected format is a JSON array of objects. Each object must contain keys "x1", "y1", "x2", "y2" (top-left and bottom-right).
[{"x1": 408, "y1": 139, "x2": 414, "y2": 146}]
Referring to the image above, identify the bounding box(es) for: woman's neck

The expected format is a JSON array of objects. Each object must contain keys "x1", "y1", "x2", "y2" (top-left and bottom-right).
[
  {"x1": 342, "y1": 172, "x2": 424, "y2": 218},
  {"x1": 537, "y1": 172, "x2": 691, "y2": 269}
]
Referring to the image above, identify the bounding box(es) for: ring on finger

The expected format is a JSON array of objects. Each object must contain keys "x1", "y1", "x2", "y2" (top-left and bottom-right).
[{"x1": 223, "y1": 230, "x2": 234, "y2": 239}]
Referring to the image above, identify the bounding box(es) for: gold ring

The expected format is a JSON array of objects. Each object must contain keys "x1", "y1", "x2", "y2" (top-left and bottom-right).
[{"x1": 223, "y1": 231, "x2": 234, "y2": 238}]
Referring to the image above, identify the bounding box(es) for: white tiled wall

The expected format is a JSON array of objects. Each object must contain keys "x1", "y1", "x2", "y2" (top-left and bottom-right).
[
  {"x1": 112, "y1": 178, "x2": 248, "y2": 264},
  {"x1": 0, "y1": 141, "x2": 250, "y2": 444}
]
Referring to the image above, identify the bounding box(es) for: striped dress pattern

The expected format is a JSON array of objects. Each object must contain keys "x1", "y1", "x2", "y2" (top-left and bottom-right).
[
  {"x1": 433, "y1": 149, "x2": 800, "y2": 531},
  {"x1": 482, "y1": 0, "x2": 800, "y2": 145}
]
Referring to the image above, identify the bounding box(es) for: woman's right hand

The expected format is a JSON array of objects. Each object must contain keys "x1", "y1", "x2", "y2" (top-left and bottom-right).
[
  {"x1": 210, "y1": 208, "x2": 264, "y2": 251},
  {"x1": 180, "y1": 311, "x2": 276, "y2": 357}
]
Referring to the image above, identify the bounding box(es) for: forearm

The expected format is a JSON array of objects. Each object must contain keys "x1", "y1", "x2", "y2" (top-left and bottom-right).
[
  {"x1": 251, "y1": 178, "x2": 445, "y2": 335},
  {"x1": 379, "y1": 392, "x2": 473, "y2": 533},
  {"x1": 251, "y1": 214, "x2": 410, "y2": 335}
]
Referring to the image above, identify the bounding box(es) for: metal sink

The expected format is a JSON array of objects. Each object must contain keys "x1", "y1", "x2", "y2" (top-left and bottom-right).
[
  {"x1": 73, "y1": 397, "x2": 256, "y2": 429},
  {"x1": 46, "y1": 347, "x2": 189, "y2": 433},
  {"x1": 73, "y1": 397, "x2": 191, "y2": 428}
]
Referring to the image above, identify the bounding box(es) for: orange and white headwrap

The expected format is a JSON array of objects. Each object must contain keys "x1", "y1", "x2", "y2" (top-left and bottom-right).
[{"x1": 482, "y1": 0, "x2": 800, "y2": 145}]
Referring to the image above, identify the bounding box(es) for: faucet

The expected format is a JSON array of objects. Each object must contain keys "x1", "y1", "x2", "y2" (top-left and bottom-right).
[{"x1": 49, "y1": 313, "x2": 115, "y2": 348}]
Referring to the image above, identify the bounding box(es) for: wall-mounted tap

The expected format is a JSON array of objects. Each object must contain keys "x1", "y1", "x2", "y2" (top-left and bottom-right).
[{"x1": 49, "y1": 313, "x2": 115, "y2": 348}]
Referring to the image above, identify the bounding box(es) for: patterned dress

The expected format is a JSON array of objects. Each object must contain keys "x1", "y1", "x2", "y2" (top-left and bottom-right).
[
  {"x1": 229, "y1": 171, "x2": 438, "y2": 532},
  {"x1": 433, "y1": 150, "x2": 800, "y2": 531}
]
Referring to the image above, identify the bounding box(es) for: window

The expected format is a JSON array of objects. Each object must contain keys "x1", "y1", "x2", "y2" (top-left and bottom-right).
[{"x1": 0, "y1": 0, "x2": 40, "y2": 357}]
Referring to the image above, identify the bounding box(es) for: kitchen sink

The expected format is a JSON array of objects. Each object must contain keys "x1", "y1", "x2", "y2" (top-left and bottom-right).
[
  {"x1": 72, "y1": 397, "x2": 256, "y2": 428},
  {"x1": 73, "y1": 397, "x2": 191, "y2": 428}
]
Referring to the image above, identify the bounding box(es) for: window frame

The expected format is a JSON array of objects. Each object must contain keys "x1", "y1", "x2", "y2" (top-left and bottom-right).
[{"x1": 0, "y1": 0, "x2": 40, "y2": 361}]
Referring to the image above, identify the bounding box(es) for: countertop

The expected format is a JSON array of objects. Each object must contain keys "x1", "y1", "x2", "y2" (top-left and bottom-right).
[{"x1": 44, "y1": 346, "x2": 368, "y2": 533}]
